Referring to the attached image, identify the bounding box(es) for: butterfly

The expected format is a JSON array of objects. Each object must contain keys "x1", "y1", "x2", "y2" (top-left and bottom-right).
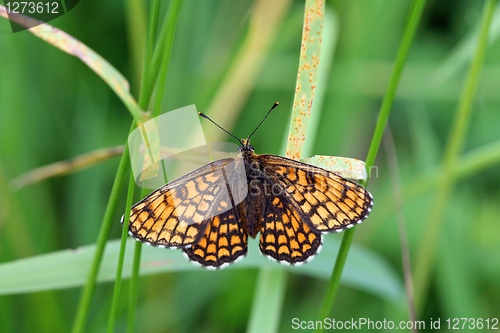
[{"x1": 122, "y1": 103, "x2": 373, "y2": 269}]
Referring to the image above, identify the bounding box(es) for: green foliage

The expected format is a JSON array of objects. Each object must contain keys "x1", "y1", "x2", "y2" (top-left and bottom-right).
[{"x1": 1, "y1": 0, "x2": 500, "y2": 332}]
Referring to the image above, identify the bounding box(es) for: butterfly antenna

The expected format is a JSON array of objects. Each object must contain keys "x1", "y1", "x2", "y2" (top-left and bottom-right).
[
  {"x1": 248, "y1": 102, "x2": 279, "y2": 140},
  {"x1": 198, "y1": 112, "x2": 243, "y2": 145}
]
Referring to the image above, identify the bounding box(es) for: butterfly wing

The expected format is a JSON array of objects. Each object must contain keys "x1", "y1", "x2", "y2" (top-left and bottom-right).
[
  {"x1": 259, "y1": 191, "x2": 322, "y2": 264},
  {"x1": 183, "y1": 206, "x2": 248, "y2": 269},
  {"x1": 123, "y1": 158, "x2": 242, "y2": 249},
  {"x1": 258, "y1": 154, "x2": 373, "y2": 233}
]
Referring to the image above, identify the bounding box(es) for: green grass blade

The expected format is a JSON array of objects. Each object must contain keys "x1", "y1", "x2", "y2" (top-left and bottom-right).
[
  {"x1": 363, "y1": 0, "x2": 427, "y2": 176},
  {"x1": 285, "y1": 0, "x2": 325, "y2": 160},
  {"x1": 383, "y1": 128, "x2": 417, "y2": 328},
  {"x1": 247, "y1": 1, "x2": 326, "y2": 332},
  {"x1": 107, "y1": 1, "x2": 163, "y2": 330},
  {"x1": 138, "y1": 0, "x2": 161, "y2": 100},
  {"x1": 71, "y1": 144, "x2": 131, "y2": 333},
  {"x1": 315, "y1": 224, "x2": 355, "y2": 326},
  {"x1": 246, "y1": 269, "x2": 287, "y2": 333},
  {"x1": 107, "y1": 171, "x2": 136, "y2": 333},
  {"x1": 125, "y1": 1, "x2": 185, "y2": 330},
  {"x1": 0, "y1": 6, "x2": 145, "y2": 126},
  {"x1": 374, "y1": 139, "x2": 500, "y2": 225},
  {"x1": 413, "y1": 0, "x2": 497, "y2": 312},
  {"x1": 127, "y1": 242, "x2": 143, "y2": 333},
  {"x1": 72, "y1": 0, "x2": 185, "y2": 330},
  {"x1": 0, "y1": 237, "x2": 404, "y2": 303},
  {"x1": 430, "y1": 3, "x2": 500, "y2": 88},
  {"x1": 152, "y1": 0, "x2": 186, "y2": 118},
  {"x1": 140, "y1": 0, "x2": 184, "y2": 107},
  {"x1": 124, "y1": 0, "x2": 147, "y2": 88},
  {"x1": 315, "y1": 0, "x2": 427, "y2": 328}
]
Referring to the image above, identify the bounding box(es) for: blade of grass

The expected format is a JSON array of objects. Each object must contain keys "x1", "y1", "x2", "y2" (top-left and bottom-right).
[
  {"x1": 246, "y1": 269, "x2": 287, "y2": 333},
  {"x1": 126, "y1": 188, "x2": 151, "y2": 333},
  {"x1": 280, "y1": 8, "x2": 339, "y2": 158},
  {"x1": 139, "y1": 0, "x2": 161, "y2": 98},
  {"x1": 72, "y1": 1, "x2": 185, "y2": 331},
  {"x1": 126, "y1": 2, "x2": 185, "y2": 331},
  {"x1": 383, "y1": 127, "x2": 417, "y2": 331},
  {"x1": 10, "y1": 140, "x2": 237, "y2": 191},
  {"x1": 71, "y1": 141, "x2": 131, "y2": 333},
  {"x1": 430, "y1": 3, "x2": 500, "y2": 88},
  {"x1": 152, "y1": 0, "x2": 184, "y2": 118},
  {"x1": 124, "y1": 0, "x2": 147, "y2": 90},
  {"x1": 413, "y1": 0, "x2": 497, "y2": 312},
  {"x1": 141, "y1": 0, "x2": 184, "y2": 107},
  {"x1": 365, "y1": 138, "x2": 500, "y2": 233},
  {"x1": 285, "y1": 0, "x2": 324, "y2": 160},
  {"x1": 0, "y1": 236, "x2": 404, "y2": 302},
  {"x1": 256, "y1": 10, "x2": 338, "y2": 332},
  {"x1": 247, "y1": 1, "x2": 325, "y2": 332},
  {"x1": 10, "y1": 146, "x2": 125, "y2": 190},
  {"x1": 254, "y1": 8, "x2": 339, "y2": 332},
  {"x1": 107, "y1": 1, "x2": 163, "y2": 332},
  {"x1": 127, "y1": 241, "x2": 143, "y2": 333},
  {"x1": 202, "y1": 0, "x2": 292, "y2": 141},
  {"x1": 315, "y1": 0, "x2": 427, "y2": 328},
  {"x1": 0, "y1": 5, "x2": 145, "y2": 126},
  {"x1": 107, "y1": 171, "x2": 136, "y2": 333},
  {"x1": 299, "y1": 8, "x2": 339, "y2": 156}
]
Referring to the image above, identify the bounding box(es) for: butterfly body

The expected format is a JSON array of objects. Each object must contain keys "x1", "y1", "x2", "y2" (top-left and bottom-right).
[{"x1": 124, "y1": 138, "x2": 373, "y2": 269}]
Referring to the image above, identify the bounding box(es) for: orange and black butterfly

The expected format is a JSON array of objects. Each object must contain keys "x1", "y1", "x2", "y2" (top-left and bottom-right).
[{"x1": 122, "y1": 103, "x2": 373, "y2": 269}]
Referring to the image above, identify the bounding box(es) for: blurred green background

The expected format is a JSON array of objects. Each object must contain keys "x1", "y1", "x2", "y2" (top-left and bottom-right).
[{"x1": 1, "y1": 0, "x2": 499, "y2": 332}]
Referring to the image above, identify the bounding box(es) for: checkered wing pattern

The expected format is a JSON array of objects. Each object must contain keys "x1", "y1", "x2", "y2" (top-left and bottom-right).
[
  {"x1": 123, "y1": 150, "x2": 373, "y2": 269},
  {"x1": 183, "y1": 207, "x2": 248, "y2": 269},
  {"x1": 123, "y1": 158, "x2": 237, "y2": 249},
  {"x1": 258, "y1": 155, "x2": 373, "y2": 233},
  {"x1": 259, "y1": 193, "x2": 322, "y2": 264}
]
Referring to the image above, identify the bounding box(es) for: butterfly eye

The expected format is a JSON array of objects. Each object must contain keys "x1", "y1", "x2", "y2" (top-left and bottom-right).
[{"x1": 249, "y1": 145, "x2": 254, "y2": 150}]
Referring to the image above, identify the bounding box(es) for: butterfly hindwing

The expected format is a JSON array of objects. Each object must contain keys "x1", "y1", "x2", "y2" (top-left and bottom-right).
[
  {"x1": 259, "y1": 192, "x2": 322, "y2": 264},
  {"x1": 123, "y1": 158, "x2": 237, "y2": 248},
  {"x1": 183, "y1": 206, "x2": 248, "y2": 269}
]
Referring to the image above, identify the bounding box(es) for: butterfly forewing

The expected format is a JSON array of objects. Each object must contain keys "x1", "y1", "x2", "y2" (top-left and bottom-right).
[{"x1": 125, "y1": 158, "x2": 246, "y2": 248}]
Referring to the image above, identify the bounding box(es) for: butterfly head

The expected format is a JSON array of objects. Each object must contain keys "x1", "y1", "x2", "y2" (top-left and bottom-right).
[
  {"x1": 198, "y1": 102, "x2": 278, "y2": 157},
  {"x1": 238, "y1": 138, "x2": 255, "y2": 156}
]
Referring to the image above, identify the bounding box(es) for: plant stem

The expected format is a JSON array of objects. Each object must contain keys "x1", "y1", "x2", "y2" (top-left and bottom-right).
[
  {"x1": 363, "y1": 0, "x2": 427, "y2": 174},
  {"x1": 247, "y1": 1, "x2": 324, "y2": 332},
  {"x1": 106, "y1": 1, "x2": 166, "y2": 331},
  {"x1": 124, "y1": 0, "x2": 147, "y2": 89},
  {"x1": 72, "y1": 0, "x2": 185, "y2": 330},
  {"x1": 107, "y1": 171, "x2": 136, "y2": 333},
  {"x1": 127, "y1": 241, "x2": 143, "y2": 333},
  {"x1": 140, "y1": 0, "x2": 184, "y2": 107},
  {"x1": 138, "y1": 0, "x2": 161, "y2": 100},
  {"x1": 71, "y1": 142, "x2": 131, "y2": 333},
  {"x1": 246, "y1": 269, "x2": 287, "y2": 333},
  {"x1": 125, "y1": 1, "x2": 184, "y2": 330},
  {"x1": 316, "y1": 226, "x2": 355, "y2": 324},
  {"x1": 413, "y1": 0, "x2": 497, "y2": 312},
  {"x1": 315, "y1": 0, "x2": 427, "y2": 328},
  {"x1": 383, "y1": 128, "x2": 417, "y2": 331}
]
